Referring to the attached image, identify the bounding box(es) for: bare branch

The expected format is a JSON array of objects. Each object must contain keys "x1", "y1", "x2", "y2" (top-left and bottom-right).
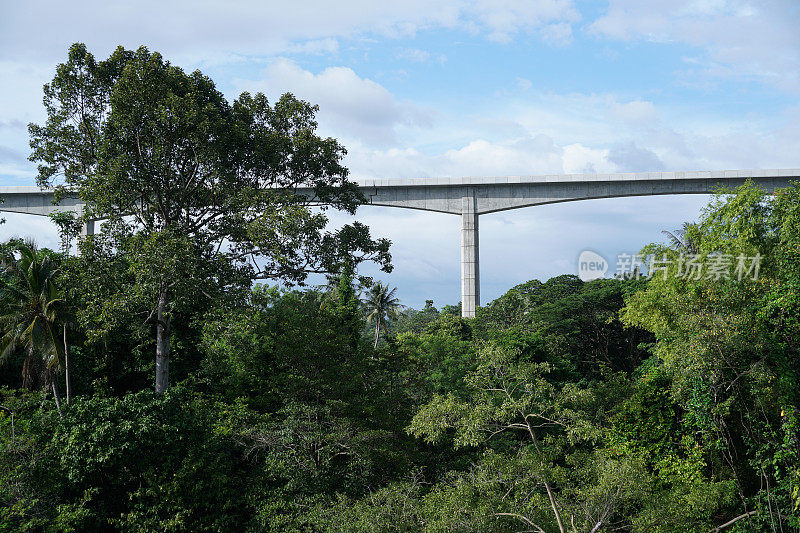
[
  {"x1": 710, "y1": 510, "x2": 757, "y2": 532},
  {"x1": 494, "y1": 512, "x2": 546, "y2": 533}
]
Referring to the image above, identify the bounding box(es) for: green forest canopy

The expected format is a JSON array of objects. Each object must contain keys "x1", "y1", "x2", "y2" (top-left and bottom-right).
[{"x1": 0, "y1": 44, "x2": 799, "y2": 532}]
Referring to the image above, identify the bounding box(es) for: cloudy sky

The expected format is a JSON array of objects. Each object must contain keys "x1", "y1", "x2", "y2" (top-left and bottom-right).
[{"x1": 1, "y1": 0, "x2": 799, "y2": 308}]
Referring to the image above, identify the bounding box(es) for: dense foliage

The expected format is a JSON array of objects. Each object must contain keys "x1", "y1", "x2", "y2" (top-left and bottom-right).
[
  {"x1": 28, "y1": 43, "x2": 391, "y2": 392},
  {"x1": 1, "y1": 45, "x2": 798, "y2": 532}
]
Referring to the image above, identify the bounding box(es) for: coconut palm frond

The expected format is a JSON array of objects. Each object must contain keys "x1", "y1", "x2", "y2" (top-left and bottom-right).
[
  {"x1": 0, "y1": 241, "x2": 67, "y2": 396},
  {"x1": 362, "y1": 282, "x2": 402, "y2": 349},
  {"x1": 661, "y1": 229, "x2": 685, "y2": 250},
  {"x1": 662, "y1": 222, "x2": 699, "y2": 254}
]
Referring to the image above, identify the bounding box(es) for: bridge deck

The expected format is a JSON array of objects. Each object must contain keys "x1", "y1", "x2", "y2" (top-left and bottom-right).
[{"x1": 2, "y1": 170, "x2": 797, "y2": 318}]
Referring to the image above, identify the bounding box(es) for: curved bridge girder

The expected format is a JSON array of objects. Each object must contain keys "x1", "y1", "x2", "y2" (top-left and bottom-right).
[
  {"x1": 362, "y1": 174, "x2": 797, "y2": 215},
  {"x1": 1, "y1": 170, "x2": 798, "y2": 318}
]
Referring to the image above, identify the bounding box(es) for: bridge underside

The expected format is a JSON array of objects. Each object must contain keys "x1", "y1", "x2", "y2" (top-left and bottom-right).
[
  {"x1": 362, "y1": 176, "x2": 795, "y2": 215},
  {"x1": 361, "y1": 172, "x2": 797, "y2": 317},
  {"x1": 2, "y1": 170, "x2": 798, "y2": 318}
]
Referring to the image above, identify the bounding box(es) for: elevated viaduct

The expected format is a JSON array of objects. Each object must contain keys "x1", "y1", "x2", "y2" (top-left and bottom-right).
[{"x1": 2, "y1": 169, "x2": 797, "y2": 317}]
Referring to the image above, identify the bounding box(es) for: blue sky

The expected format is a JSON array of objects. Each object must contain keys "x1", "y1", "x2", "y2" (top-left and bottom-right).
[{"x1": 1, "y1": 0, "x2": 799, "y2": 308}]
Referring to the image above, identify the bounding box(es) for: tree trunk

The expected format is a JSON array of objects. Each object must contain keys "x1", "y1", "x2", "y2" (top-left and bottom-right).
[
  {"x1": 373, "y1": 318, "x2": 381, "y2": 349},
  {"x1": 51, "y1": 378, "x2": 63, "y2": 416},
  {"x1": 23, "y1": 346, "x2": 35, "y2": 390},
  {"x1": 544, "y1": 480, "x2": 566, "y2": 533},
  {"x1": 154, "y1": 291, "x2": 171, "y2": 394},
  {"x1": 525, "y1": 419, "x2": 566, "y2": 533},
  {"x1": 63, "y1": 324, "x2": 70, "y2": 405}
]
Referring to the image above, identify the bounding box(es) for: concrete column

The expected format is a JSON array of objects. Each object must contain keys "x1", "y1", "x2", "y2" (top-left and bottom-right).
[
  {"x1": 76, "y1": 219, "x2": 94, "y2": 257},
  {"x1": 80, "y1": 219, "x2": 95, "y2": 237},
  {"x1": 461, "y1": 194, "x2": 479, "y2": 318}
]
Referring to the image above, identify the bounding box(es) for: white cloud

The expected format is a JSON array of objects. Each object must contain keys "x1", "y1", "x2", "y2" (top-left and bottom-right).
[
  {"x1": 442, "y1": 137, "x2": 564, "y2": 175},
  {"x1": 341, "y1": 134, "x2": 566, "y2": 178},
  {"x1": 0, "y1": 145, "x2": 25, "y2": 165},
  {"x1": 395, "y1": 48, "x2": 431, "y2": 63},
  {"x1": 0, "y1": 120, "x2": 26, "y2": 130},
  {"x1": 516, "y1": 77, "x2": 533, "y2": 91},
  {"x1": 322, "y1": 192, "x2": 717, "y2": 308},
  {"x1": 0, "y1": 61, "x2": 52, "y2": 123},
  {"x1": 343, "y1": 146, "x2": 433, "y2": 178},
  {"x1": 0, "y1": 0, "x2": 581, "y2": 66},
  {"x1": 338, "y1": 88, "x2": 800, "y2": 182},
  {"x1": 498, "y1": 91, "x2": 800, "y2": 171},
  {"x1": 0, "y1": 1, "x2": 796, "y2": 312},
  {"x1": 540, "y1": 22, "x2": 574, "y2": 47},
  {"x1": 562, "y1": 144, "x2": 612, "y2": 173},
  {"x1": 286, "y1": 38, "x2": 340, "y2": 55},
  {"x1": 590, "y1": 0, "x2": 800, "y2": 92},
  {"x1": 607, "y1": 143, "x2": 666, "y2": 171},
  {"x1": 0, "y1": 214, "x2": 60, "y2": 250},
  {"x1": 465, "y1": 0, "x2": 580, "y2": 43},
  {"x1": 235, "y1": 59, "x2": 432, "y2": 146},
  {"x1": 507, "y1": 94, "x2": 656, "y2": 145},
  {"x1": 609, "y1": 99, "x2": 657, "y2": 124},
  {"x1": 0, "y1": 61, "x2": 71, "y2": 181},
  {"x1": 394, "y1": 47, "x2": 448, "y2": 65},
  {"x1": 0, "y1": 1, "x2": 437, "y2": 61},
  {"x1": 344, "y1": 133, "x2": 614, "y2": 179}
]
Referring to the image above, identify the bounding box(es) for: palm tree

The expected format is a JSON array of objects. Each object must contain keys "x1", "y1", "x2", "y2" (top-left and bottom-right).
[
  {"x1": 363, "y1": 282, "x2": 402, "y2": 349},
  {"x1": 0, "y1": 242, "x2": 67, "y2": 414},
  {"x1": 662, "y1": 222, "x2": 698, "y2": 253}
]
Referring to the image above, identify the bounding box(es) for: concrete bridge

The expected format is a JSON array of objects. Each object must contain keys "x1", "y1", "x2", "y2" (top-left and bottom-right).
[{"x1": 1, "y1": 169, "x2": 798, "y2": 317}]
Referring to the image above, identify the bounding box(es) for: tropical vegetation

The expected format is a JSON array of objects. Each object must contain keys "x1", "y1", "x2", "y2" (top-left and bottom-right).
[{"x1": 0, "y1": 44, "x2": 798, "y2": 532}]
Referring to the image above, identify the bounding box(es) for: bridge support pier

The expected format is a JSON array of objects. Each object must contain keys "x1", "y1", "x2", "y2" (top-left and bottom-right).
[
  {"x1": 81, "y1": 219, "x2": 95, "y2": 237},
  {"x1": 76, "y1": 220, "x2": 95, "y2": 256},
  {"x1": 461, "y1": 194, "x2": 479, "y2": 318}
]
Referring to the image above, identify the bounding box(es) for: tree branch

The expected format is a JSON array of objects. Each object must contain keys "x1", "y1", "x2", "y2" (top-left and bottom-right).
[
  {"x1": 494, "y1": 513, "x2": 546, "y2": 533},
  {"x1": 710, "y1": 510, "x2": 757, "y2": 532}
]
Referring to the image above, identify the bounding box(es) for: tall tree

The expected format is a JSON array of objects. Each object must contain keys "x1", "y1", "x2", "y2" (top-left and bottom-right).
[
  {"x1": 29, "y1": 44, "x2": 391, "y2": 393},
  {"x1": 0, "y1": 242, "x2": 67, "y2": 413},
  {"x1": 363, "y1": 282, "x2": 401, "y2": 349},
  {"x1": 623, "y1": 181, "x2": 800, "y2": 530},
  {"x1": 408, "y1": 343, "x2": 604, "y2": 533}
]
